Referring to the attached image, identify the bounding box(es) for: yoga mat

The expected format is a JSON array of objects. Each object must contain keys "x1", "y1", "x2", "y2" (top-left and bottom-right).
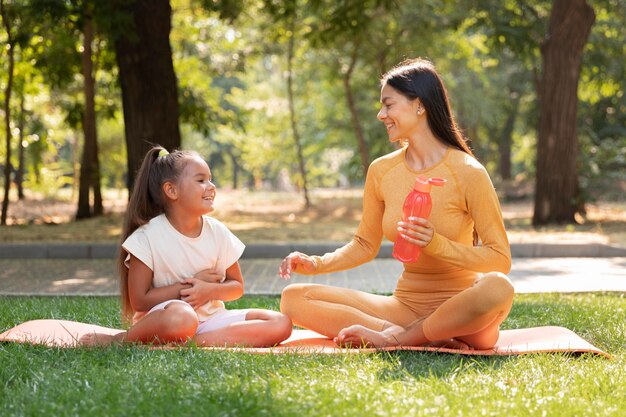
[{"x1": 0, "y1": 319, "x2": 610, "y2": 359}]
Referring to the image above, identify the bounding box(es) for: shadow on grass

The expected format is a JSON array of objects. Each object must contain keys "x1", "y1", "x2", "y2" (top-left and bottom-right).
[
  {"x1": 375, "y1": 292, "x2": 625, "y2": 382},
  {"x1": 377, "y1": 350, "x2": 514, "y2": 381}
]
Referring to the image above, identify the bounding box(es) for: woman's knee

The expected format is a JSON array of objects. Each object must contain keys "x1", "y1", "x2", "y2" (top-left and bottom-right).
[
  {"x1": 280, "y1": 284, "x2": 309, "y2": 315},
  {"x1": 475, "y1": 272, "x2": 515, "y2": 311}
]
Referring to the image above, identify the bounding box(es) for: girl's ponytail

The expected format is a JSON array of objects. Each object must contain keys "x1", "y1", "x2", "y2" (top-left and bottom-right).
[
  {"x1": 117, "y1": 145, "x2": 196, "y2": 322},
  {"x1": 118, "y1": 146, "x2": 165, "y2": 322}
]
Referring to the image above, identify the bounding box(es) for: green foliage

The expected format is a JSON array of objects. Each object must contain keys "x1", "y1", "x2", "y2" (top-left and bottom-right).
[
  {"x1": 2, "y1": 0, "x2": 624, "y2": 202},
  {"x1": 577, "y1": 0, "x2": 626, "y2": 200},
  {"x1": 23, "y1": 161, "x2": 72, "y2": 197}
]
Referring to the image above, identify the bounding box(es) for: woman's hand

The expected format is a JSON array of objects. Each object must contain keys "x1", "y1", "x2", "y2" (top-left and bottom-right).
[
  {"x1": 179, "y1": 278, "x2": 215, "y2": 309},
  {"x1": 397, "y1": 216, "x2": 435, "y2": 247},
  {"x1": 278, "y1": 251, "x2": 315, "y2": 279}
]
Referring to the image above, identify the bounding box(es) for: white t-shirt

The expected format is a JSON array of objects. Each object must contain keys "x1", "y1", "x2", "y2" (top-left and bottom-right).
[{"x1": 122, "y1": 214, "x2": 245, "y2": 322}]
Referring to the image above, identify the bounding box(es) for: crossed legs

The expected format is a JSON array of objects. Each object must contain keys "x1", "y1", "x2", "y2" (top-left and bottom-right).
[
  {"x1": 79, "y1": 302, "x2": 292, "y2": 347},
  {"x1": 78, "y1": 301, "x2": 199, "y2": 346},
  {"x1": 281, "y1": 272, "x2": 515, "y2": 349},
  {"x1": 192, "y1": 309, "x2": 292, "y2": 347},
  {"x1": 280, "y1": 283, "x2": 420, "y2": 338}
]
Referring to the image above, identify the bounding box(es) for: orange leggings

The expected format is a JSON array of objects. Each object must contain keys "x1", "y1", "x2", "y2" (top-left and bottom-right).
[{"x1": 280, "y1": 272, "x2": 515, "y2": 349}]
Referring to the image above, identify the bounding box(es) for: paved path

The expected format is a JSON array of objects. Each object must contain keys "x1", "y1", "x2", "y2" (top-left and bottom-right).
[{"x1": 1, "y1": 257, "x2": 625, "y2": 296}]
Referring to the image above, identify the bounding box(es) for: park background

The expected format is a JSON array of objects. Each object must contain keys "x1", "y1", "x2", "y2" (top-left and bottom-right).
[
  {"x1": 1, "y1": 1, "x2": 626, "y2": 417},
  {"x1": 0, "y1": 0, "x2": 624, "y2": 237}
]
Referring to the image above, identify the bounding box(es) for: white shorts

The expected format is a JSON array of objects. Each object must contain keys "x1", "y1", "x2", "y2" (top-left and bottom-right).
[{"x1": 147, "y1": 300, "x2": 250, "y2": 335}]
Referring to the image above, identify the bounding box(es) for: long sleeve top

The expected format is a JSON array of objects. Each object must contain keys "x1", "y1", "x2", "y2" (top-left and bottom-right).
[{"x1": 299, "y1": 147, "x2": 511, "y2": 296}]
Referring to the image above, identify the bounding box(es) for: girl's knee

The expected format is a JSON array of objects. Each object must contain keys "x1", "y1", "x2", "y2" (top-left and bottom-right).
[
  {"x1": 162, "y1": 302, "x2": 198, "y2": 337},
  {"x1": 273, "y1": 313, "x2": 293, "y2": 341},
  {"x1": 254, "y1": 310, "x2": 293, "y2": 344}
]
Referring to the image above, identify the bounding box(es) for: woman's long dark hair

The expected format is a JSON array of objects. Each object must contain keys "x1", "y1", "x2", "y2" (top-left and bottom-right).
[
  {"x1": 381, "y1": 58, "x2": 473, "y2": 156},
  {"x1": 118, "y1": 145, "x2": 197, "y2": 322}
]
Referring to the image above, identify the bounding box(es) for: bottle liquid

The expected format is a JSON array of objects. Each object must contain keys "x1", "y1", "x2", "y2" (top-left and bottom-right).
[{"x1": 392, "y1": 176, "x2": 446, "y2": 263}]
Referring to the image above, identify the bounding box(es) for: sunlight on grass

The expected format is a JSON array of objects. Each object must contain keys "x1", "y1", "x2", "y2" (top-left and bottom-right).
[{"x1": 0, "y1": 294, "x2": 624, "y2": 416}]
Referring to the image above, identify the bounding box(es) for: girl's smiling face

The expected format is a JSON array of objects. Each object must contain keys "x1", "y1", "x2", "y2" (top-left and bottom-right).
[
  {"x1": 175, "y1": 155, "x2": 217, "y2": 216},
  {"x1": 377, "y1": 83, "x2": 422, "y2": 143}
]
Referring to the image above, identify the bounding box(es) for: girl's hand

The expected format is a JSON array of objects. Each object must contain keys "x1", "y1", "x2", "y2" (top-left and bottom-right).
[
  {"x1": 397, "y1": 217, "x2": 435, "y2": 247},
  {"x1": 278, "y1": 251, "x2": 315, "y2": 279},
  {"x1": 192, "y1": 269, "x2": 224, "y2": 283},
  {"x1": 180, "y1": 278, "x2": 214, "y2": 308}
]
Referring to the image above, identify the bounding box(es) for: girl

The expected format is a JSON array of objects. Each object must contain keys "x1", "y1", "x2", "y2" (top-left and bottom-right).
[
  {"x1": 80, "y1": 146, "x2": 292, "y2": 347},
  {"x1": 279, "y1": 58, "x2": 514, "y2": 349}
]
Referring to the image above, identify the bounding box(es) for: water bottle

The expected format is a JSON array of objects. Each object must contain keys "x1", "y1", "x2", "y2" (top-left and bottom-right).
[{"x1": 392, "y1": 176, "x2": 446, "y2": 263}]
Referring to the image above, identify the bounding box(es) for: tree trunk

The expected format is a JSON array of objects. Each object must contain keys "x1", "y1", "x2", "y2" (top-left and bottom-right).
[
  {"x1": 286, "y1": 17, "x2": 311, "y2": 208},
  {"x1": 16, "y1": 91, "x2": 25, "y2": 200},
  {"x1": 114, "y1": 0, "x2": 181, "y2": 192},
  {"x1": 343, "y1": 46, "x2": 369, "y2": 174},
  {"x1": 77, "y1": 11, "x2": 103, "y2": 219},
  {"x1": 498, "y1": 91, "x2": 521, "y2": 181},
  {"x1": 226, "y1": 147, "x2": 240, "y2": 190},
  {"x1": 533, "y1": 0, "x2": 595, "y2": 225},
  {"x1": 1, "y1": 0, "x2": 15, "y2": 225}
]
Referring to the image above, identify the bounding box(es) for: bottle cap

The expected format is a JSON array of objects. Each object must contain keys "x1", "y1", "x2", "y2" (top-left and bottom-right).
[{"x1": 413, "y1": 176, "x2": 446, "y2": 192}]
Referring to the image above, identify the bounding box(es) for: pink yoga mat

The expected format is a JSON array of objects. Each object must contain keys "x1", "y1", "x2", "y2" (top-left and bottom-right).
[{"x1": 0, "y1": 319, "x2": 610, "y2": 358}]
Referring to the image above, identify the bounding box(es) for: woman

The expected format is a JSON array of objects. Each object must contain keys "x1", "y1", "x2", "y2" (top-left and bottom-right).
[{"x1": 278, "y1": 58, "x2": 514, "y2": 349}]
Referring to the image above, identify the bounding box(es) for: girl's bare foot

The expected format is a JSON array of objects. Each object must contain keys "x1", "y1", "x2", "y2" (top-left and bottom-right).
[{"x1": 78, "y1": 331, "x2": 125, "y2": 347}]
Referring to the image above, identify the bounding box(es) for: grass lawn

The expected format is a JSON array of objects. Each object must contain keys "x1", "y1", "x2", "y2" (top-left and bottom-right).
[{"x1": 1, "y1": 293, "x2": 625, "y2": 417}]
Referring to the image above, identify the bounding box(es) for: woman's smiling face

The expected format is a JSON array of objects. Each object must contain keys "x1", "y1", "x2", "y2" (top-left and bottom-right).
[{"x1": 376, "y1": 83, "x2": 421, "y2": 143}]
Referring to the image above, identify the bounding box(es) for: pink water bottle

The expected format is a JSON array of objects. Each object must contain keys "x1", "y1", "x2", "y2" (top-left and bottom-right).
[{"x1": 392, "y1": 176, "x2": 446, "y2": 263}]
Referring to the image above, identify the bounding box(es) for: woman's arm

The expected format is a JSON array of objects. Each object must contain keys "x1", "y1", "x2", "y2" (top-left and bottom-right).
[
  {"x1": 180, "y1": 262, "x2": 244, "y2": 308},
  {"x1": 127, "y1": 255, "x2": 190, "y2": 312},
  {"x1": 280, "y1": 163, "x2": 385, "y2": 279}
]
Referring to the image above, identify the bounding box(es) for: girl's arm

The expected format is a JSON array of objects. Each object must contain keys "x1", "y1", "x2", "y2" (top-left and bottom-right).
[
  {"x1": 127, "y1": 255, "x2": 190, "y2": 312},
  {"x1": 180, "y1": 261, "x2": 244, "y2": 308}
]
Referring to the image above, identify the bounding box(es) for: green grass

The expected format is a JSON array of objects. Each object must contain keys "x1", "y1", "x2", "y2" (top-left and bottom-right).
[{"x1": 1, "y1": 293, "x2": 625, "y2": 416}]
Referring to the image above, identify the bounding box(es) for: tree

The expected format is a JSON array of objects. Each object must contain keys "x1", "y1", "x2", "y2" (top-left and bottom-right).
[
  {"x1": 28, "y1": 0, "x2": 111, "y2": 218},
  {"x1": 170, "y1": 0, "x2": 250, "y2": 189},
  {"x1": 285, "y1": 8, "x2": 311, "y2": 207},
  {"x1": 76, "y1": 2, "x2": 103, "y2": 218},
  {"x1": 0, "y1": 0, "x2": 23, "y2": 225},
  {"x1": 307, "y1": 0, "x2": 398, "y2": 175},
  {"x1": 112, "y1": 0, "x2": 181, "y2": 190},
  {"x1": 533, "y1": 0, "x2": 595, "y2": 225},
  {"x1": 576, "y1": 0, "x2": 626, "y2": 200}
]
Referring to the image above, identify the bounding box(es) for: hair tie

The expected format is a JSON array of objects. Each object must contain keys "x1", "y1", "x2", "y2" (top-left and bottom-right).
[{"x1": 158, "y1": 149, "x2": 169, "y2": 158}]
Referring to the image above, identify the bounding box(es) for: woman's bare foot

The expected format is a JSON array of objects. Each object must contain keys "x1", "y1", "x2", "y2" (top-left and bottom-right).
[
  {"x1": 426, "y1": 338, "x2": 471, "y2": 350},
  {"x1": 335, "y1": 325, "x2": 472, "y2": 350},
  {"x1": 78, "y1": 331, "x2": 125, "y2": 347},
  {"x1": 334, "y1": 325, "x2": 398, "y2": 348}
]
